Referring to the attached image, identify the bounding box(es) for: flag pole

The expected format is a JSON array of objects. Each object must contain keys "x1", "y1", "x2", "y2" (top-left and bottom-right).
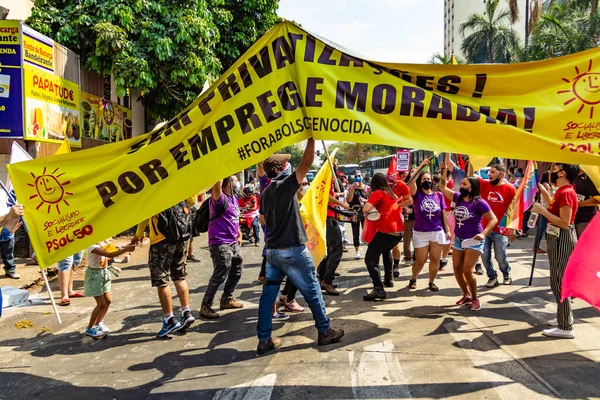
[
  {"x1": 41, "y1": 269, "x2": 62, "y2": 324},
  {"x1": 321, "y1": 141, "x2": 342, "y2": 193},
  {"x1": 529, "y1": 163, "x2": 551, "y2": 286},
  {"x1": 529, "y1": 215, "x2": 542, "y2": 287}
]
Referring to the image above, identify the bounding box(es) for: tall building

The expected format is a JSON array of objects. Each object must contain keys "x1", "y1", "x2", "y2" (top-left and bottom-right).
[{"x1": 444, "y1": 0, "x2": 530, "y2": 60}]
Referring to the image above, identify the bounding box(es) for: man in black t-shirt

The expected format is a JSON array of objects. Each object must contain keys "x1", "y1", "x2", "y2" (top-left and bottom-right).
[
  {"x1": 574, "y1": 169, "x2": 600, "y2": 238},
  {"x1": 256, "y1": 139, "x2": 344, "y2": 355}
]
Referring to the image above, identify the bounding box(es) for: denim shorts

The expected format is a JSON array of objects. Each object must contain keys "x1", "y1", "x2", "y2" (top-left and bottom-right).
[
  {"x1": 453, "y1": 236, "x2": 484, "y2": 253},
  {"x1": 57, "y1": 250, "x2": 85, "y2": 272}
]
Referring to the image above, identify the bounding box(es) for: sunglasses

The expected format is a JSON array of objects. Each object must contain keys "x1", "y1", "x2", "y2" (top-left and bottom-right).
[{"x1": 301, "y1": 182, "x2": 309, "y2": 186}]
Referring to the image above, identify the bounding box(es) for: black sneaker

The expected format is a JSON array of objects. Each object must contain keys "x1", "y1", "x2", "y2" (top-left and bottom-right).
[
  {"x1": 503, "y1": 273, "x2": 513, "y2": 285},
  {"x1": 393, "y1": 267, "x2": 400, "y2": 278},
  {"x1": 383, "y1": 279, "x2": 394, "y2": 288},
  {"x1": 257, "y1": 338, "x2": 281, "y2": 355},
  {"x1": 475, "y1": 263, "x2": 484, "y2": 275},
  {"x1": 179, "y1": 310, "x2": 195, "y2": 331},
  {"x1": 363, "y1": 287, "x2": 387, "y2": 301},
  {"x1": 318, "y1": 327, "x2": 345, "y2": 345},
  {"x1": 439, "y1": 259, "x2": 448, "y2": 271}
]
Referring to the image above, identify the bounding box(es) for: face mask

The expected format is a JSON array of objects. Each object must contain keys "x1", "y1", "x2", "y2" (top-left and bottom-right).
[
  {"x1": 234, "y1": 182, "x2": 241, "y2": 191},
  {"x1": 514, "y1": 173, "x2": 520, "y2": 178},
  {"x1": 550, "y1": 171, "x2": 560, "y2": 185},
  {"x1": 490, "y1": 178, "x2": 501, "y2": 185},
  {"x1": 459, "y1": 188, "x2": 471, "y2": 197},
  {"x1": 356, "y1": 176, "x2": 362, "y2": 183},
  {"x1": 274, "y1": 162, "x2": 292, "y2": 180},
  {"x1": 301, "y1": 187, "x2": 308, "y2": 196},
  {"x1": 422, "y1": 181, "x2": 432, "y2": 190}
]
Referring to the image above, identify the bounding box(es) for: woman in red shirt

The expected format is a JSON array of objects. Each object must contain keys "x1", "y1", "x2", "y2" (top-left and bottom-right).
[
  {"x1": 531, "y1": 163, "x2": 580, "y2": 339},
  {"x1": 361, "y1": 173, "x2": 412, "y2": 301}
]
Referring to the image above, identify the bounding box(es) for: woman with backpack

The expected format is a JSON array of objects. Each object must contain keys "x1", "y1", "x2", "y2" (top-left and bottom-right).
[
  {"x1": 439, "y1": 164, "x2": 497, "y2": 311},
  {"x1": 406, "y1": 159, "x2": 451, "y2": 292}
]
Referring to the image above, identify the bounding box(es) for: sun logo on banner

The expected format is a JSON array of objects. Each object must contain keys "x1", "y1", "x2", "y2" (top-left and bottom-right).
[
  {"x1": 558, "y1": 59, "x2": 600, "y2": 119},
  {"x1": 28, "y1": 167, "x2": 73, "y2": 214}
]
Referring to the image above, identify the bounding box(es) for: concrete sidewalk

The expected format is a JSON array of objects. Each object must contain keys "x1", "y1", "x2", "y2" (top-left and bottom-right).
[{"x1": 0, "y1": 234, "x2": 598, "y2": 399}]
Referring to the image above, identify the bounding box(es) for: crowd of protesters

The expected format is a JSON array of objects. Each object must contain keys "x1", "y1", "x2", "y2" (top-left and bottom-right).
[{"x1": 9, "y1": 138, "x2": 596, "y2": 351}]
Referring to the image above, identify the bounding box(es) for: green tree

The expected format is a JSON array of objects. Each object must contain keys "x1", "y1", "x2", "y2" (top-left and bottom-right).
[
  {"x1": 428, "y1": 52, "x2": 464, "y2": 64},
  {"x1": 27, "y1": 0, "x2": 280, "y2": 119},
  {"x1": 459, "y1": 0, "x2": 521, "y2": 63},
  {"x1": 212, "y1": 0, "x2": 281, "y2": 71},
  {"x1": 526, "y1": 1, "x2": 600, "y2": 60},
  {"x1": 276, "y1": 144, "x2": 304, "y2": 167}
]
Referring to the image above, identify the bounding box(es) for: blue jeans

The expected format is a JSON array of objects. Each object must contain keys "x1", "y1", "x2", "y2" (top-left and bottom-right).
[
  {"x1": 257, "y1": 246, "x2": 330, "y2": 342},
  {"x1": 482, "y1": 232, "x2": 511, "y2": 279},
  {"x1": 58, "y1": 250, "x2": 85, "y2": 272},
  {"x1": 252, "y1": 216, "x2": 260, "y2": 244}
]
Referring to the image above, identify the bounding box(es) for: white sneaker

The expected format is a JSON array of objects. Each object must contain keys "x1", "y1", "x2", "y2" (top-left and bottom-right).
[
  {"x1": 97, "y1": 322, "x2": 110, "y2": 333},
  {"x1": 546, "y1": 318, "x2": 558, "y2": 327},
  {"x1": 542, "y1": 327, "x2": 574, "y2": 339},
  {"x1": 354, "y1": 251, "x2": 361, "y2": 259}
]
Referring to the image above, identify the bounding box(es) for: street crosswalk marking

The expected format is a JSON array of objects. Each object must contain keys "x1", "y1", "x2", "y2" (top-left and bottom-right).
[
  {"x1": 348, "y1": 340, "x2": 412, "y2": 399},
  {"x1": 212, "y1": 373, "x2": 276, "y2": 400}
]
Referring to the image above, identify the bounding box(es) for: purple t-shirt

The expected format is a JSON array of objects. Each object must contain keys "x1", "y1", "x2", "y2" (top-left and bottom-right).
[
  {"x1": 208, "y1": 192, "x2": 240, "y2": 246},
  {"x1": 413, "y1": 191, "x2": 446, "y2": 232},
  {"x1": 452, "y1": 192, "x2": 491, "y2": 239}
]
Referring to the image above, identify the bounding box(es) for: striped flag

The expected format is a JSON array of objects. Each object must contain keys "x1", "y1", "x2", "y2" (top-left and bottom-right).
[{"x1": 500, "y1": 160, "x2": 538, "y2": 229}]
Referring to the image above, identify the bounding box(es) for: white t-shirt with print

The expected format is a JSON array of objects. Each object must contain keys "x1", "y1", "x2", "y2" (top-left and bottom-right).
[{"x1": 87, "y1": 244, "x2": 108, "y2": 269}]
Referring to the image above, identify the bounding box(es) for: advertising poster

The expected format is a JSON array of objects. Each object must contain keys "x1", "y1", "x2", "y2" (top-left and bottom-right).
[
  {"x1": 0, "y1": 20, "x2": 24, "y2": 138},
  {"x1": 22, "y1": 25, "x2": 54, "y2": 72},
  {"x1": 81, "y1": 91, "x2": 132, "y2": 142},
  {"x1": 23, "y1": 65, "x2": 81, "y2": 146}
]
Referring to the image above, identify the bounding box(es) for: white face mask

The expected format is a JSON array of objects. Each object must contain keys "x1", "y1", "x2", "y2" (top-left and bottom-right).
[
  {"x1": 301, "y1": 187, "x2": 308, "y2": 196},
  {"x1": 234, "y1": 181, "x2": 241, "y2": 191}
]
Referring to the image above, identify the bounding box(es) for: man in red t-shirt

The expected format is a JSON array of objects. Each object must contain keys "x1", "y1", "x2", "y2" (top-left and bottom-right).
[
  {"x1": 478, "y1": 164, "x2": 517, "y2": 288},
  {"x1": 238, "y1": 186, "x2": 260, "y2": 245},
  {"x1": 317, "y1": 176, "x2": 349, "y2": 296}
]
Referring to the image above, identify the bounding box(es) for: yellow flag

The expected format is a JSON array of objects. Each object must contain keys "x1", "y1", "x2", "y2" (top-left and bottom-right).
[
  {"x1": 54, "y1": 139, "x2": 71, "y2": 155},
  {"x1": 299, "y1": 149, "x2": 337, "y2": 265},
  {"x1": 469, "y1": 155, "x2": 493, "y2": 172},
  {"x1": 581, "y1": 165, "x2": 600, "y2": 201},
  {"x1": 8, "y1": 20, "x2": 600, "y2": 268}
]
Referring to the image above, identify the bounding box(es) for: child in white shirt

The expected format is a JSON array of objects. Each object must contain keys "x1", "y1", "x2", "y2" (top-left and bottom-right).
[{"x1": 84, "y1": 240, "x2": 134, "y2": 339}]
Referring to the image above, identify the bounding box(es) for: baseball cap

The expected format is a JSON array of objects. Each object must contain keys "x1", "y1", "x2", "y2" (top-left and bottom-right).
[{"x1": 263, "y1": 154, "x2": 291, "y2": 175}]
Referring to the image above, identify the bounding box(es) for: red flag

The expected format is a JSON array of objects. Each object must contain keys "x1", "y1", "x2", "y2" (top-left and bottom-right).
[
  {"x1": 387, "y1": 155, "x2": 397, "y2": 175},
  {"x1": 561, "y1": 213, "x2": 600, "y2": 311},
  {"x1": 457, "y1": 154, "x2": 465, "y2": 171}
]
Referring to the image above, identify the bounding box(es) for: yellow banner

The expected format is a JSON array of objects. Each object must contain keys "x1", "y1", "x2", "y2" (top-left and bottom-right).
[
  {"x1": 8, "y1": 21, "x2": 600, "y2": 267},
  {"x1": 0, "y1": 21, "x2": 20, "y2": 45},
  {"x1": 300, "y1": 149, "x2": 336, "y2": 265},
  {"x1": 23, "y1": 30, "x2": 54, "y2": 72},
  {"x1": 23, "y1": 65, "x2": 81, "y2": 146}
]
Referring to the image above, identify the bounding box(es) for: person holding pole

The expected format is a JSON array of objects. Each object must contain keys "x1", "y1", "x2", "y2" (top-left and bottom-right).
[{"x1": 531, "y1": 163, "x2": 580, "y2": 339}]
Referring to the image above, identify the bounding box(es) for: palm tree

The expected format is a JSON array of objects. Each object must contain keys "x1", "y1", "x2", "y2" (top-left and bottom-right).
[
  {"x1": 428, "y1": 52, "x2": 464, "y2": 64},
  {"x1": 527, "y1": 1, "x2": 600, "y2": 60},
  {"x1": 459, "y1": 0, "x2": 521, "y2": 63}
]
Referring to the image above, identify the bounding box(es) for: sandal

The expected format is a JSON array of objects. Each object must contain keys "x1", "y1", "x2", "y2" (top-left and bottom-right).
[
  {"x1": 408, "y1": 280, "x2": 417, "y2": 290},
  {"x1": 59, "y1": 298, "x2": 71, "y2": 306},
  {"x1": 68, "y1": 292, "x2": 84, "y2": 298},
  {"x1": 429, "y1": 282, "x2": 439, "y2": 292}
]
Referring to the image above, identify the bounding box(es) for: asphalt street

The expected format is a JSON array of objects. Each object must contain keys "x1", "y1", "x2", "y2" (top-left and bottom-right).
[{"x1": 0, "y1": 233, "x2": 599, "y2": 400}]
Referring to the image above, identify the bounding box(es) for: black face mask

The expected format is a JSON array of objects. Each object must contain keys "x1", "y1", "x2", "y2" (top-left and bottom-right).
[
  {"x1": 422, "y1": 181, "x2": 432, "y2": 190},
  {"x1": 550, "y1": 171, "x2": 560, "y2": 185},
  {"x1": 459, "y1": 188, "x2": 471, "y2": 197},
  {"x1": 490, "y1": 178, "x2": 501, "y2": 185}
]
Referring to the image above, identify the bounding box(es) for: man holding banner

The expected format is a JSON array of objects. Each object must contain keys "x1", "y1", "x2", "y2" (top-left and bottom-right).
[{"x1": 257, "y1": 138, "x2": 344, "y2": 355}]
